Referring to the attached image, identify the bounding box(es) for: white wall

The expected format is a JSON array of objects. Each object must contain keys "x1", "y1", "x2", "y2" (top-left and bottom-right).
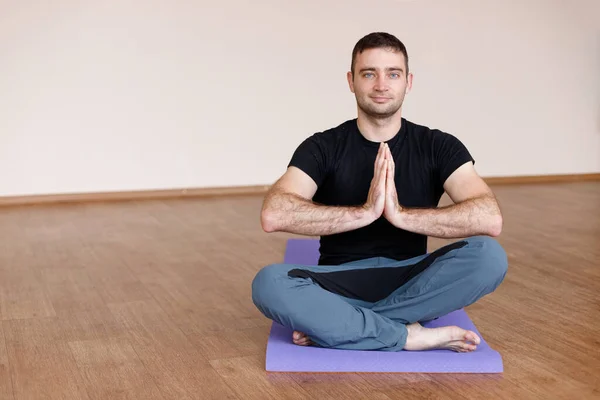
[{"x1": 0, "y1": 0, "x2": 598, "y2": 197}]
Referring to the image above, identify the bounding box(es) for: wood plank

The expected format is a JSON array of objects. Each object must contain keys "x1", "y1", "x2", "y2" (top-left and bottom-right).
[
  {"x1": 68, "y1": 337, "x2": 164, "y2": 400},
  {"x1": 186, "y1": 325, "x2": 270, "y2": 361},
  {"x1": 3, "y1": 317, "x2": 90, "y2": 399},
  {"x1": 107, "y1": 300, "x2": 238, "y2": 400},
  {"x1": 289, "y1": 373, "x2": 394, "y2": 400},
  {"x1": 42, "y1": 268, "x2": 106, "y2": 316},
  {"x1": 0, "y1": 267, "x2": 56, "y2": 320},
  {"x1": 210, "y1": 355, "x2": 308, "y2": 400},
  {"x1": 58, "y1": 309, "x2": 127, "y2": 343},
  {"x1": 0, "y1": 323, "x2": 14, "y2": 400}
]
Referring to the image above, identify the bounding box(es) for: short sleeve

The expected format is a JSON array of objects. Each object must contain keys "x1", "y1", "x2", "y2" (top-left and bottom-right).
[
  {"x1": 432, "y1": 131, "x2": 475, "y2": 186},
  {"x1": 287, "y1": 133, "x2": 330, "y2": 187}
]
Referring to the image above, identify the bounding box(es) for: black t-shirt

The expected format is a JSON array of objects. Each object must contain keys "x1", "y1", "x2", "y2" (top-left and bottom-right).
[{"x1": 287, "y1": 118, "x2": 475, "y2": 265}]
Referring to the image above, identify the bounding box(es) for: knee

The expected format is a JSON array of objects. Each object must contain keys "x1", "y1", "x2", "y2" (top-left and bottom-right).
[
  {"x1": 467, "y1": 236, "x2": 508, "y2": 287},
  {"x1": 251, "y1": 263, "x2": 288, "y2": 309}
]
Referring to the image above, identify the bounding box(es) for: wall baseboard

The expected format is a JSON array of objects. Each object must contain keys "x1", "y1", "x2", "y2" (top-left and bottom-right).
[
  {"x1": 483, "y1": 172, "x2": 600, "y2": 185},
  {"x1": 0, "y1": 173, "x2": 598, "y2": 207},
  {"x1": 0, "y1": 185, "x2": 271, "y2": 207}
]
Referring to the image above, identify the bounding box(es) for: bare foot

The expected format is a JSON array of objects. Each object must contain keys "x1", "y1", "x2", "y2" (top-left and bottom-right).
[
  {"x1": 292, "y1": 330, "x2": 313, "y2": 346},
  {"x1": 404, "y1": 322, "x2": 481, "y2": 352}
]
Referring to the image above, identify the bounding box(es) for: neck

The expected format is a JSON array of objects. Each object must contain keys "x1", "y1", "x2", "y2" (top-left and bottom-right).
[{"x1": 356, "y1": 109, "x2": 403, "y2": 143}]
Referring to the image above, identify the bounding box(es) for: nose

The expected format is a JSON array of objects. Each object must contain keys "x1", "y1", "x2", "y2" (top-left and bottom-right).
[{"x1": 374, "y1": 75, "x2": 387, "y2": 91}]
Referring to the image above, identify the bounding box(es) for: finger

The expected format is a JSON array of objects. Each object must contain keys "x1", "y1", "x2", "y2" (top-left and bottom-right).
[
  {"x1": 378, "y1": 143, "x2": 387, "y2": 169},
  {"x1": 386, "y1": 161, "x2": 394, "y2": 191},
  {"x1": 383, "y1": 144, "x2": 394, "y2": 177},
  {"x1": 378, "y1": 156, "x2": 387, "y2": 188},
  {"x1": 377, "y1": 143, "x2": 389, "y2": 180},
  {"x1": 376, "y1": 142, "x2": 384, "y2": 164},
  {"x1": 381, "y1": 143, "x2": 390, "y2": 169},
  {"x1": 386, "y1": 160, "x2": 396, "y2": 199},
  {"x1": 373, "y1": 143, "x2": 384, "y2": 182}
]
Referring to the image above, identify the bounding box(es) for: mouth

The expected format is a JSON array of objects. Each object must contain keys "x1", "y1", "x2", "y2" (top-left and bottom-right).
[{"x1": 370, "y1": 96, "x2": 392, "y2": 103}]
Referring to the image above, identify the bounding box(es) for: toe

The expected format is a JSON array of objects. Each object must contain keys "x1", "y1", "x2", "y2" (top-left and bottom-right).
[
  {"x1": 292, "y1": 331, "x2": 312, "y2": 346},
  {"x1": 462, "y1": 342, "x2": 477, "y2": 352},
  {"x1": 451, "y1": 340, "x2": 477, "y2": 352},
  {"x1": 296, "y1": 338, "x2": 311, "y2": 346},
  {"x1": 465, "y1": 331, "x2": 481, "y2": 345}
]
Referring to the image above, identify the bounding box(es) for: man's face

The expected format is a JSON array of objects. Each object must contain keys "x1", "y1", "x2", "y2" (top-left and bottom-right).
[{"x1": 347, "y1": 47, "x2": 412, "y2": 119}]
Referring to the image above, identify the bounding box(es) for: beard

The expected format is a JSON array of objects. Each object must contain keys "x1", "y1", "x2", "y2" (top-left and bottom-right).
[{"x1": 356, "y1": 94, "x2": 404, "y2": 119}]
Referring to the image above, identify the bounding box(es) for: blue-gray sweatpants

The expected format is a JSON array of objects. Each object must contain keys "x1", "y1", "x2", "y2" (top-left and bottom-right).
[{"x1": 251, "y1": 235, "x2": 508, "y2": 351}]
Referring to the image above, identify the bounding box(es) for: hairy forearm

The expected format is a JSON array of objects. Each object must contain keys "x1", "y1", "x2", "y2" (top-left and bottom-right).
[
  {"x1": 261, "y1": 190, "x2": 375, "y2": 236},
  {"x1": 397, "y1": 194, "x2": 503, "y2": 238}
]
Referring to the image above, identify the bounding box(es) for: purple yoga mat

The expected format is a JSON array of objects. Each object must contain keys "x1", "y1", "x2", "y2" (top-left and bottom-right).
[{"x1": 265, "y1": 238, "x2": 503, "y2": 373}]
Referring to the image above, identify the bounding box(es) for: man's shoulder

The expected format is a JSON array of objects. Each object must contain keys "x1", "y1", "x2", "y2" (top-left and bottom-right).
[
  {"x1": 403, "y1": 119, "x2": 470, "y2": 156},
  {"x1": 404, "y1": 118, "x2": 452, "y2": 140},
  {"x1": 309, "y1": 119, "x2": 357, "y2": 142}
]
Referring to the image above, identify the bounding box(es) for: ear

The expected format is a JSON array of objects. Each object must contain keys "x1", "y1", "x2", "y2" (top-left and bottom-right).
[
  {"x1": 347, "y1": 71, "x2": 355, "y2": 93},
  {"x1": 406, "y1": 72, "x2": 413, "y2": 94}
]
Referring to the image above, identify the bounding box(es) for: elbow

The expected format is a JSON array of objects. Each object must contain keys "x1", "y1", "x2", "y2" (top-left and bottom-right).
[
  {"x1": 260, "y1": 208, "x2": 279, "y2": 233},
  {"x1": 488, "y1": 214, "x2": 503, "y2": 237}
]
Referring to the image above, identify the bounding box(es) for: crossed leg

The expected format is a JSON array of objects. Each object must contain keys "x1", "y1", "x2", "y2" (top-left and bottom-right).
[{"x1": 252, "y1": 236, "x2": 507, "y2": 352}]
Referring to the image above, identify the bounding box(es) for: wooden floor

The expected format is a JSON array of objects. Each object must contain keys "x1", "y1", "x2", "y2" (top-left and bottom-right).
[{"x1": 0, "y1": 181, "x2": 598, "y2": 399}]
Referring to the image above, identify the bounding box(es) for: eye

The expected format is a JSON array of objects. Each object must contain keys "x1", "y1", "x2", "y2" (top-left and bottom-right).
[
  {"x1": 389, "y1": 73, "x2": 399, "y2": 79},
  {"x1": 363, "y1": 73, "x2": 374, "y2": 78}
]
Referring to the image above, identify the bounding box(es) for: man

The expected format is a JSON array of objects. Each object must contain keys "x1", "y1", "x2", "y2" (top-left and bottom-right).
[{"x1": 252, "y1": 32, "x2": 507, "y2": 352}]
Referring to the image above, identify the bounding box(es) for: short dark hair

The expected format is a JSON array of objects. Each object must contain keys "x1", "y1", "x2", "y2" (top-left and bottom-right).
[{"x1": 351, "y1": 32, "x2": 409, "y2": 75}]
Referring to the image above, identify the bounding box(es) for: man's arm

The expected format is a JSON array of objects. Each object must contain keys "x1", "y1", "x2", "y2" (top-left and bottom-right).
[
  {"x1": 261, "y1": 144, "x2": 388, "y2": 236},
  {"x1": 385, "y1": 151, "x2": 502, "y2": 238}
]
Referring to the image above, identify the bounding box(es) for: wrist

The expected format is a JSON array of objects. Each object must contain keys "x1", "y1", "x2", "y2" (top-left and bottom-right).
[
  {"x1": 359, "y1": 204, "x2": 379, "y2": 224},
  {"x1": 391, "y1": 205, "x2": 406, "y2": 228}
]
